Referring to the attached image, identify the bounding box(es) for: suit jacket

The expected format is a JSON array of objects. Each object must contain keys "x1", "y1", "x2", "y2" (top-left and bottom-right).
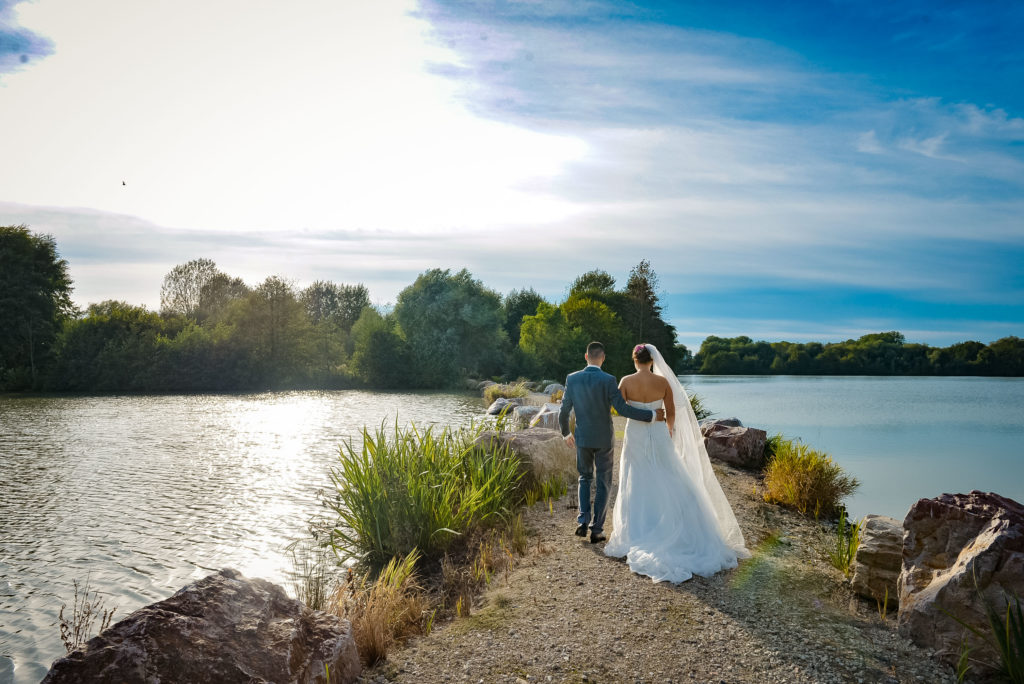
[{"x1": 558, "y1": 365, "x2": 654, "y2": 449}]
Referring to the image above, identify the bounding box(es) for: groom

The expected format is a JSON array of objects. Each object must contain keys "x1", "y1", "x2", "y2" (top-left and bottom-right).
[{"x1": 558, "y1": 341, "x2": 664, "y2": 543}]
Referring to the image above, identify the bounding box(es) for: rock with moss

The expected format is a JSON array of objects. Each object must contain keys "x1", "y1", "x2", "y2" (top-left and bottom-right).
[
  {"x1": 851, "y1": 514, "x2": 902, "y2": 605},
  {"x1": 43, "y1": 568, "x2": 360, "y2": 684},
  {"x1": 898, "y1": 491, "x2": 1024, "y2": 675}
]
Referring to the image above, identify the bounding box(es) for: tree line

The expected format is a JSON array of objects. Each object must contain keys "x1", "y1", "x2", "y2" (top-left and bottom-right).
[
  {"x1": 691, "y1": 332, "x2": 1024, "y2": 376},
  {"x1": 3, "y1": 225, "x2": 1021, "y2": 393},
  {"x1": 1, "y1": 226, "x2": 680, "y2": 392}
]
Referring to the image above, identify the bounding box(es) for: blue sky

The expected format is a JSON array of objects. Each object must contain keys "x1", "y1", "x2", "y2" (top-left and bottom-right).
[{"x1": 1, "y1": 0, "x2": 1021, "y2": 350}]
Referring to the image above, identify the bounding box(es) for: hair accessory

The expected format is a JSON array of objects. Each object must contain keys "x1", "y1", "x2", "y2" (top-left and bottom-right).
[{"x1": 634, "y1": 344, "x2": 646, "y2": 354}]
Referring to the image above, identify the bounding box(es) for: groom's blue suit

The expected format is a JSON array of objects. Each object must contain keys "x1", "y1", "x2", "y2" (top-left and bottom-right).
[{"x1": 558, "y1": 365, "x2": 654, "y2": 535}]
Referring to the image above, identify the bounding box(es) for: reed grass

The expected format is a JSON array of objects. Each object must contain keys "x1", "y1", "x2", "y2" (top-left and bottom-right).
[
  {"x1": 950, "y1": 589, "x2": 1024, "y2": 683},
  {"x1": 325, "y1": 420, "x2": 523, "y2": 570},
  {"x1": 287, "y1": 539, "x2": 338, "y2": 611},
  {"x1": 483, "y1": 381, "x2": 530, "y2": 405},
  {"x1": 762, "y1": 436, "x2": 859, "y2": 518},
  {"x1": 828, "y1": 508, "x2": 862, "y2": 577}
]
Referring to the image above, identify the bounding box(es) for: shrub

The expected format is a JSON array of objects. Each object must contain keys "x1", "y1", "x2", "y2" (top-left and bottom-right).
[
  {"x1": 483, "y1": 381, "x2": 530, "y2": 404},
  {"x1": 325, "y1": 421, "x2": 523, "y2": 570},
  {"x1": 762, "y1": 437, "x2": 859, "y2": 518},
  {"x1": 58, "y1": 576, "x2": 116, "y2": 654}
]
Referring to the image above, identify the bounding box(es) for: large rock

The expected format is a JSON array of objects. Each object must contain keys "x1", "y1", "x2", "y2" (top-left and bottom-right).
[
  {"x1": 699, "y1": 417, "x2": 742, "y2": 429},
  {"x1": 701, "y1": 422, "x2": 767, "y2": 470},
  {"x1": 897, "y1": 491, "x2": 1024, "y2": 673},
  {"x1": 476, "y1": 428, "x2": 575, "y2": 489},
  {"x1": 512, "y1": 404, "x2": 542, "y2": 429},
  {"x1": 851, "y1": 514, "x2": 903, "y2": 605},
  {"x1": 542, "y1": 383, "x2": 565, "y2": 395},
  {"x1": 43, "y1": 568, "x2": 360, "y2": 684},
  {"x1": 486, "y1": 397, "x2": 524, "y2": 415},
  {"x1": 530, "y1": 403, "x2": 564, "y2": 431}
]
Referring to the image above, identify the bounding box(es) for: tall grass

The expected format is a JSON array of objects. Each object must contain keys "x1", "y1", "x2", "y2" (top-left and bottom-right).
[
  {"x1": 483, "y1": 381, "x2": 530, "y2": 405},
  {"x1": 828, "y1": 508, "x2": 862, "y2": 576},
  {"x1": 325, "y1": 421, "x2": 523, "y2": 570},
  {"x1": 762, "y1": 436, "x2": 859, "y2": 518}
]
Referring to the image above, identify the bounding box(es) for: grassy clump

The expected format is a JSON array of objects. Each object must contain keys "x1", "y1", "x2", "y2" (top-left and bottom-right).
[
  {"x1": 828, "y1": 508, "x2": 862, "y2": 576},
  {"x1": 762, "y1": 436, "x2": 859, "y2": 518},
  {"x1": 333, "y1": 549, "x2": 430, "y2": 667},
  {"x1": 325, "y1": 421, "x2": 523, "y2": 570},
  {"x1": 483, "y1": 381, "x2": 530, "y2": 404},
  {"x1": 950, "y1": 589, "x2": 1024, "y2": 683}
]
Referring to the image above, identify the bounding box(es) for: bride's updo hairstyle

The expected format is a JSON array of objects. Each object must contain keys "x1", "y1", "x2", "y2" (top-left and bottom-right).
[{"x1": 633, "y1": 344, "x2": 653, "y2": 365}]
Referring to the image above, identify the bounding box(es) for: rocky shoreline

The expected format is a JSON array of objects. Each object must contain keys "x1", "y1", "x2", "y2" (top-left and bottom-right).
[{"x1": 361, "y1": 415, "x2": 958, "y2": 684}]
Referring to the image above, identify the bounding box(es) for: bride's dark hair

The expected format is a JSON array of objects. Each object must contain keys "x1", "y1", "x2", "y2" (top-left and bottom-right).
[{"x1": 632, "y1": 344, "x2": 653, "y2": 365}]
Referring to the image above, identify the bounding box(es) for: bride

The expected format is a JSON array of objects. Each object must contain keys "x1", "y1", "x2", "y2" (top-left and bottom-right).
[{"x1": 604, "y1": 343, "x2": 751, "y2": 582}]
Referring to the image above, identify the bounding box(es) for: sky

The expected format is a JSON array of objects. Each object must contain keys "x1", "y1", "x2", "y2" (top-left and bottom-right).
[{"x1": 1, "y1": 0, "x2": 1022, "y2": 350}]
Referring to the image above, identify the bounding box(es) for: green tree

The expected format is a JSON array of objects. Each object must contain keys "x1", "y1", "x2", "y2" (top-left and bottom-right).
[
  {"x1": 159, "y1": 258, "x2": 219, "y2": 318},
  {"x1": 621, "y1": 260, "x2": 678, "y2": 369},
  {"x1": 349, "y1": 308, "x2": 410, "y2": 388},
  {"x1": 393, "y1": 269, "x2": 506, "y2": 386},
  {"x1": 503, "y1": 288, "x2": 545, "y2": 346},
  {"x1": 196, "y1": 272, "x2": 250, "y2": 322},
  {"x1": 48, "y1": 301, "x2": 165, "y2": 391},
  {"x1": 0, "y1": 225, "x2": 75, "y2": 389},
  {"x1": 518, "y1": 302, "x2": 586, "y2": 379},
  {"x1": 229, "y1": 276, "x2": 312, "y2": 386},
  {"x1": 569, "y1": 269, "x2": 617, "y2": 298}
]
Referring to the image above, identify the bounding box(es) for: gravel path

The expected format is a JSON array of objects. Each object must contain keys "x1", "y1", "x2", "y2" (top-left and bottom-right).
[{"x1": 363, "y1": 419, "x2": 957, "y2": 684}]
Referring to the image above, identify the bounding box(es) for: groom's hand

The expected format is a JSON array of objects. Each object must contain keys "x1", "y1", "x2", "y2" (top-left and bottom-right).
[
  {"x1": 564, "y1": 433, "x2": 576, "y2": 449},
  {"x1": 654, "y1": 408, "x2": 666, "y2": 422}
]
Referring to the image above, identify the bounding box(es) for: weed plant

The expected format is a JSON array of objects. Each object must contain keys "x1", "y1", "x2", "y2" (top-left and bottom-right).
[
  {"x1": 325, "y1": 421, "x2": 523, "y2": 570},
  {"x1": 828, "y1": 508, "x2": 862, "y2": 576},
  {"x1": 58, "y1": 576, "x2": 116, "y2": 653},
  {"x1": 483, "y1": 381, "x2": 530, "y2": 405},
  {"x1": 762, "y1": 436, "x2": 859, "y2": 518}
]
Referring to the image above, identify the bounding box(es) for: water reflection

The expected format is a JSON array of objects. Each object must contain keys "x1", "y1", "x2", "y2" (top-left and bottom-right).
[{"x1": 0, "y1": 389, "x2": 480, "y2": 684}]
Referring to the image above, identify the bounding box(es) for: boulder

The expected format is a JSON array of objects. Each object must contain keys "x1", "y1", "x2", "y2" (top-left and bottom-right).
[
  {"x1": 463, "y1": 378, "x2": 483, "y2": 391},
  {"x1": 477, "y1": 380, "x2": 497, "y2": 391},
  {"x1": 512, "y1": 404, "x2": 542, "y2": 429},
  {"x1": 486, "y1": 397, "x2": 524, "y2": 415},
  {"x1": 701, "y1": 423, "x2": 767, "y2": 470},
  {"x1": 699, "y1": 417, "x2": 742, "y2": 429},
  {"x1": 542, "y1": 383, "x2": 565, "y2": 395},
  {"x1": 851, "y1": 514, "x2": 903, "y2": 605},
  {"x1": 897, "y1": 491, "x2": 1024, "y2": 673},
  {"x1": 475, "y1": 428, "x2": 575, "y2": 489},
  {"x1": 43, "y1": 568, "x2": 360, "y2": 684},
  {"x1": 530, "y1": 403, "x2": 564, "y2": 431}
]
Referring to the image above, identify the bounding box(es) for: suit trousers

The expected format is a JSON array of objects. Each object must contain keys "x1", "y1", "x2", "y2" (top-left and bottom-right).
[{"x1": 576, "y1": 445, "x2": 614, "y2": 534}]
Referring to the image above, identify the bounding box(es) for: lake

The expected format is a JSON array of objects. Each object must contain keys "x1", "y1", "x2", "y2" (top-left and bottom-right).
[
  {"x1": 0, "y1": 390, "x2": 483, "y2": 684},
  {"x1": 2, "y1": 377, "x2": 1022, "y2": 683},
  {"x1": 681, "y1": 375, "x2": 1024, "y2": 522}
]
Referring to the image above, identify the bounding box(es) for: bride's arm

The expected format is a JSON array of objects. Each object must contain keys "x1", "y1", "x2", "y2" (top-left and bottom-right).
[
  {"x1": 662, "y1": 378, "x2": 676, "y2": 437},
  {"x1": 618, "y1": 377, "x2": 630, "y2": 402}
]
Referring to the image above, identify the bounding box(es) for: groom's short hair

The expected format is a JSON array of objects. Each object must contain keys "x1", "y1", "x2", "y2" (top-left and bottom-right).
[{"x1": 586, "y1": 341, "x2": 605, "y2": 358}]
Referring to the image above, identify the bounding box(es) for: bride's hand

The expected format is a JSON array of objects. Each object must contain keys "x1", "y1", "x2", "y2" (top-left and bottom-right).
[{"x1": 668, "y1": 424, "x2": 674, "y2": 438}]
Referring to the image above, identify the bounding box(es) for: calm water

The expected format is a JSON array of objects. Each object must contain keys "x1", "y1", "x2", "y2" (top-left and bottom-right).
[
  {"x1": 0, "y1": 390, "x2": 481, "y2": 684},
  {"x1": 1, "y1": 379, "x2": 1022, "y2": 683},
  {"x1": 681, "y1": 375, "x2": 1024, "y2": 522}
]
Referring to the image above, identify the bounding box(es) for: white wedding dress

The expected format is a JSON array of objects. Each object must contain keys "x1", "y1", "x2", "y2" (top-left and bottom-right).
[{"x1": 604, "y1": 346, "x2": 751, "y2": 583}]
